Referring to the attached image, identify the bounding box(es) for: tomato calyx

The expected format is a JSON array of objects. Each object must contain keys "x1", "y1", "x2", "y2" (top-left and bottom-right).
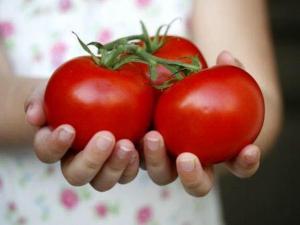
[
  {"x1": 94, "y1": 20, "x2": 177, "y2": 54},
  {"x1": 73, "y1": 21, "x2": 203, "y2": 90}
]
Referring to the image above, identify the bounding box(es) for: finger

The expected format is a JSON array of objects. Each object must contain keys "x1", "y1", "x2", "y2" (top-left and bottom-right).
[
  {"x1": 225, "y1": 145, "x2": 261, "y2": 178},
  {"x1": 25, "y1": 86, "x2": 46, "y2": 126},
  {"x1": 61, "y1": 131, "x2": 115, "y2": 186},
  {"x1": 216, "y1": 50, "x2": 245, "y2": 69},
  {"x1": 34, "y1": 124, "x2": 75, "y2": 163},
  {"x1": 118, "y1": 150, "x2": 139, "y2": 184},
  {"x1": 143, "y1": 131, "x2": 177, "y2": 185},
  {"x1": 90, "y1": 140, "x2": 136, "y2": 191},
  {"x1": 176, "y1": 153, "x2": 214, "y2": 197}
]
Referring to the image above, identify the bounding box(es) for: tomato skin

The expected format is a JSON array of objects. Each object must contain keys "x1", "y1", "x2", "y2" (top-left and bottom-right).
[
  {"x1": 154, "y1": 65, "x2": 265, "y2": 165},
  {"x1": 44, "y1": 56, "x2": 155, "y2": 151},
  {"x1": 154, "y1": 36, "x2": 207, "y2": 68},
  {"x1": 140, "y1": 36, "x2": 208, "y2": 87}
]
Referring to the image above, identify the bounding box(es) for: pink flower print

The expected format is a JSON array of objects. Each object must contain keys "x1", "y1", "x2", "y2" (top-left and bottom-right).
[
  {"x1": 95, "y1": 203, "x2": 108, "y2": 218},
  {"x1": 50, "y1": 41, "x2": 68, "y2": 67},
  {"x1": 8, "y1": 201, "x2": 17, "y2": 212},
  {"x1": 0, "y1": 21, "x2": 15, "y2": 38},
  {"x1": 97, "y1": 29, "x2": 113, "y2": 44},
  {"x1": 136, "y1": 0, "x2": 152, "y2": 8},
  {"x1": 59, "y1": 0, "x2": 72, "y2": 12},
  {"x1": 60, "y1": 188, "x2": 78, "y2": 209},
  {"x1": 137, "y1": 206, "x2": 153, "y2": 224}
]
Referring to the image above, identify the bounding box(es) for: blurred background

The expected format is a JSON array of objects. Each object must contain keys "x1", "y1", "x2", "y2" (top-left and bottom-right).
[{"x1": 220, "y1": 0, "x2": 300, "y2": 224}]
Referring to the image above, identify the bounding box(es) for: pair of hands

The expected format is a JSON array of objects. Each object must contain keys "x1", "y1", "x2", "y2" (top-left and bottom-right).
[{"x1": 25, "y1": 51, "x2": 261, "y2": 197}]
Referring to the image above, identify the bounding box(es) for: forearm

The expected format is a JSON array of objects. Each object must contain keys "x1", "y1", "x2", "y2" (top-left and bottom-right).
[
  {"x1": 191, "y1": 0, "x2": 283, "y2": 153},
  {"x1": 0, "y1": 75, "x2": 45, "y2": 146}
]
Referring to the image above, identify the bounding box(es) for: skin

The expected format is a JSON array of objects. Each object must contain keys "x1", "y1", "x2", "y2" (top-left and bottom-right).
[{"x1": 0, "y1": 0, "x2": 282, "y2": 197}]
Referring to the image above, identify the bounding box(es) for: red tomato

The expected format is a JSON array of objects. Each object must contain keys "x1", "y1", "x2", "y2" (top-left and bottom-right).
[
  {"x1": 141, "y1": 36, "x2": 208, "y2": 86},
  {"x1": 44, "y1": 56, "x2": 155, "y2": 151},
  {"x1": 154, "y1": 36, "x2": 207, "y2": 67},
  {"x1": 154, "y1": 65, "x2": 265, "y2": 165}
]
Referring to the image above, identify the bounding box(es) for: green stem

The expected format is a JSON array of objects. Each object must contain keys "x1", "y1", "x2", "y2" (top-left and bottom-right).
[
  {"x1": 140, "y1": 21, "x2": 153, "y2": 52},
  {"x1": 112, "y1": 55, "x2": 147, "y2": 70},
  {"x1": 103, "y1": 45, "x2": 127, "y2": 67},
  {"x1": 126, "y1": 45, "x2": 201, "y2": 72},
  {"x1": 74, "y1": 21, "x2": 203, "y2": 90},
  {"x1": 101, "y1": 35, "x2": 144, "y2": 50}
]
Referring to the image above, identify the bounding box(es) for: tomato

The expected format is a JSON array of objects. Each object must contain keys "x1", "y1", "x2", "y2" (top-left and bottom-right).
[
  {"x1": 154, "y1": 36, "x2": 207, "y2": 67},
  {"x1": 140, "y1": 36, "x2": 207, "y2": 87},
  {"x1": 154, "y1": 65, "x2": 265, "y2": 165},
  {"x1": 44, "y1": 56, "x2": 155, "y2": 151}
]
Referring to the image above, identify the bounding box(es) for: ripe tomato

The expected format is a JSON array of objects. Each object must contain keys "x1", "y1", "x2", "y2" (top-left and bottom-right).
[
  {"x1": 44, "y1": 56, "x2": 155, "y2": 151},
  {"x1": 154, "y1": 36, "x2": 207, "y2": 67},
  {"x1": 141, "y1": 36, "x2": 207, "y2": 87},
  {"x1": 154, "y1": 65, "x2": 265, "y2": 165}
]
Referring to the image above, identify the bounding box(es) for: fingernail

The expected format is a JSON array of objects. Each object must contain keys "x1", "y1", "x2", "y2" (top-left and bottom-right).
[
  {"x1": 59, "y1": 127, "x2": 74, "y2": 142},
  {"x1": 221, "y1": 51, "x2": 236, "y2": 64},
  {"x1": 222, "y1": 50, "x2": 233, "y2": 58},
  {"x1": 179, "y1": 155, "x2": 195, "y2": 172},
  {"x1": 146, "y1": 137, "x2": 160, "y2": 151},
  {"x1": 96, "y1": 134, "x2": 113, "y2": 151},
  {"x1": 26, "y1": 103, "x2": 36, "y2": 118},
  {"x1": 244, "y1": 149, "x2": 259, "y2": 165},
  {"x1": 117, "y1": 144, "x2": 132, "y2": 159}
]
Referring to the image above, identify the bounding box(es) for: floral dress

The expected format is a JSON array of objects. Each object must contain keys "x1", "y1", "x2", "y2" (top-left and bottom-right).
[{"x1": 0, "y1": 0, "x2": 225, "y2": 225}]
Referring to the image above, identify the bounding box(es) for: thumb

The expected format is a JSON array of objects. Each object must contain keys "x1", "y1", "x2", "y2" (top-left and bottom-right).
[
  {"x1": 216, "y1": 50, "x2": 244, "y2": 69},
  {"x1": 25, "y1": 84, "x2": 47, "y2": 127}
]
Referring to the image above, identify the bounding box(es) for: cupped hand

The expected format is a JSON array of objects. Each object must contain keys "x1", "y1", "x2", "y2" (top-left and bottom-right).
[
  {"x1": 142, "y1": 51, "x2": 261, "y2": 197},
  {"x1": 25, "y1": 90, "x2": 140, "y2": 191}
]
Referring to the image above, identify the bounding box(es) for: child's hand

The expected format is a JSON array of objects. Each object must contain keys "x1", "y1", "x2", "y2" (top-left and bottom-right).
[
  {"x1": 142, "y1": 51, "x2": 261, "y2": 197},
  {"x1": 25, "y1": 91, "x2": 140, "y2": 191}
]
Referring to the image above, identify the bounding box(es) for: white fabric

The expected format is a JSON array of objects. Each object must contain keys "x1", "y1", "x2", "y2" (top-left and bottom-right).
[{"x1": 0, "y1": 0, "x2": 225, "y2": 224}]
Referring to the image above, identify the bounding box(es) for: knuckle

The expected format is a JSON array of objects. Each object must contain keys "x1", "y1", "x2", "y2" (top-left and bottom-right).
[
  {"x1": 52, "y1": 131, "x2": 73, "y2": 151},
  {"x1": 146, "y1": 154, "x2": 166, "y2": 169},
  {"x1": 108, "y1": 163, "x2": 123, "y2": 174},
  {"x1": 61, "y1": 161, "x2": 88, "y2": 186},
  {"x1": 83, "y1": 156, "x2": 100, "y2": 171},
  {"x1": 50, "y1": 146, "x2": 66, "y2": 160},
  {"x1": 33, "y1": 129, "x2": 62, "y2": 164},
  {"x1": 148, "y1": 159, "x2": 163, "y2": 168}
]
